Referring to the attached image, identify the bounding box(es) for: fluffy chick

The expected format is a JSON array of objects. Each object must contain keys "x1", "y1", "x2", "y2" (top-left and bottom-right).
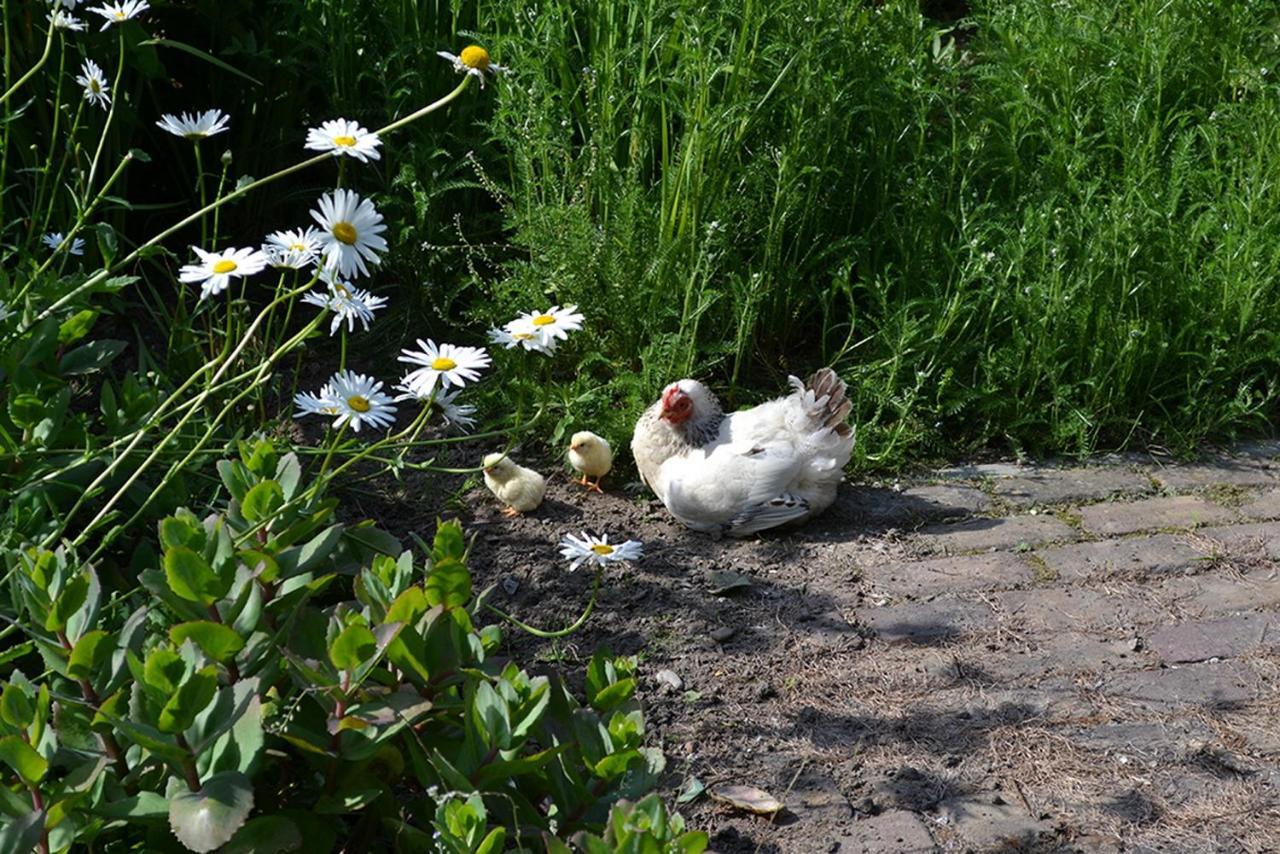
[
  {"x1": 482, "y1": 452, "x2": 546, "y2": 517},
  {"x1": 567, "y1": 431, "x2": 612, "y2": 492}
]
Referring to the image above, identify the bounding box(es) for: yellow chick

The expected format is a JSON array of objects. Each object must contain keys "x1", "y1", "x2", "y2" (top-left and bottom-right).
[
  {"x1": 567, "y1": 431, "x2": 613, "y2": 493},
  {"x1": 482, "y1": 452, "x2": 546, "y2": 517}
]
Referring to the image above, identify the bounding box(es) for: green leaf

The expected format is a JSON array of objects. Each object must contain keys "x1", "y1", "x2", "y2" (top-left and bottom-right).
[
  {"x1": 143, "y1": 646, "x2": 186, "y2": 695},
  {"x1": 45, "y1": 570, "x2": 89, "y2": 633},
  {"x1": 57, "y1": 310, "x2": 98, "y2": 344},
  {"x1": 0, "y1": 642, "x2": 33, "y2": 669},
  {"x1": 60, "y1": 339, "x2": 126, "y2": 375},
  {"x1": 157, "y1": 666, "x2": 219, "y2": 733},
  {"x1": 471, "y1": 682, "x2": 511, "y2": 751},
  {"x1": 159, "y1": 513, "x2": 205, "y2": 551},
  {"x1": 432, "y1": 521, "x2": 467, "y2": 563},
  {"x1": 591, "y1": 678, "x2": 636, "y2": 712},
  {"x1": 241, "y1": 480, "x2": 284, "y2": 523},
  {"x1": 328, "y1": 623, "x2": 376, "y2": 672},
  {"x1": 164, "y1": 545, "x2": 228, "y2": 606},
  {"x1": 0, "y1": 735, "x2": 48, "y2": 785},
  {"x1": 220, "y1": 815, "x2": 301, "y2": 854},
  {"x1": 169, "y1": 621, "x2": 245, "y2": 663},
  {"x1": 0, "y1": 810, "x2": 45, "y2": 853},
  {"x1": 140, "y1": 38, "x2": 264, "y2": 86},
  {"x1": 424, "y1": 556, "x2": 471, "y2": 609},
  {"x1": 476, "y1": 827, "x2": 506, "y2": 854},
  {"x1": 91, "y1": 791, "x2": 169, "y2": 819},
  {"x1": 67, "y1": 630, "x2": 112, "y2": 680},
  {"x1": 168, "y1": 770, "x2": 255, "y2": 853},
  {"x1": 0, "y1": 684, "x2": 33, "y2": 729}
]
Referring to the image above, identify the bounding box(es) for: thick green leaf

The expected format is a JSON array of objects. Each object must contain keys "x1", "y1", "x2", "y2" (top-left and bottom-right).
[
  {"x1": 169, "y1": 621, "x2": 245, "y2": 663},
  {"x1": 168, "y1": 771, "x2": 255, "y2": 853},
  {"x1": 44, "y1": 570, "x2": 89, "y2": 632},
  {"x1": 241, "y1": 480, "x2": 284, "y2": 523},
  {"x1": 328, "y1": 623, "x2": 376, "y2": 672},
  {"x1": 60, "y1": 339, "x2": 126, "y2": 375},
  {"x1": 0, "y1": 736, "x2": 47, "y2": 785},
  {"x1": 0, "y1": 684, "x2": 33, "y2": 729},
  {"x1": 57, "y1": 310, "x2": 98, "y2": 344},
  {"x1": 157, "y1": 666, "x2": 218, "y2": 733},
  {"x1": 67, "y1": 630, "x2": 112, "y2": 680},
  {"x1": 220, "y1": 815, "x2": 301, "y2": 854},
  {"x1": 164, "y1": 546, "x2": 227, "y2": 606},
  {"x1": 424, "y1": 556, "x2": 471, "y2": 609},
  {"x1": 0, "y1": 810, "x2": 45, "y2": 853},
  {"x1": 92, "y1": 791, "x2": 169, "y2": 819},
  {"x1": 476, "y1": 827, "x2": 506, "y2": 854}
]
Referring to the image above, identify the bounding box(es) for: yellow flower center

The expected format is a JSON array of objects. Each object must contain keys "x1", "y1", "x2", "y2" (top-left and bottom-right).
[
  {"x1": 532, "y1": 314, "x2": 556, "y2": 326},
  {"x1": 460, "y1": 45, "x2": 491, "y2": 70},
  {"x1": 331, "y1": 221, "x2": 358, "y2": 245},
  {"x1": 513, "y1": 331, "x2": 535, "y2": 340},
  {"x1": 212, "y1": 259, "x2": 238, "y2": 274},
  {"x1": 347, "y1": 395, "x2": 371, "y2": 413},
  {"x1": 290, "y1": 243, "x2": 306, "y2": 251},
  {"x1": 590, "y1": 544, "x2": 614, "y2": 556},
  {"x1": 184, "y1": 131, "x2": 206, "y2": 139},
  {"x1": 333, "y1": 135, "x2": 357, "y2": 147},
  {"x1": 113, "y1": 11, "x2": 126, "y2": 19},
  {"x1": 431, "y1": 357, "x2": 458, "y2": 371},
  {"x1": 334, "y1": 282, "x2": 352, "y2": 299},
  {"x1": 89, "y1": 80, "x2": 101, "y2": 92}
]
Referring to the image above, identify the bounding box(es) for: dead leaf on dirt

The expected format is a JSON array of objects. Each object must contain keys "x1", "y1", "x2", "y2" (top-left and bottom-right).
[
  {"x1": 709, "y1": 784, "x2": 784, "y2": 815},
  {"x1": 676, "y1": 776, "x2": 706, "y2": 804},
  {"x1": 706, "y1": 570, "x2": 752, "y2": 595}
]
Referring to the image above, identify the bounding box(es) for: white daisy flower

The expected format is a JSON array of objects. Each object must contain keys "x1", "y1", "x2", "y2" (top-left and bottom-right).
[
  {"x1": 155, "y1": 109, "x2": 230, "y2": 140},
  {"x1": 559, "y1": 532, "x2": 644, "y2": 571},
  {"x1": 304, "y1": 118, "x2": 382, "y2": 163},
  {"x1": 42, "y1": 232, "x2": 86, "y2": 256},
  {"x1": 48, "y1": 10, "x2": 87, "y2": 30},
  {"x1": 49, "y1": 0, "x2": 82, "y2": 9},
  {"x1": 488, "y1": 324, "x2": 557, "y2": 355},
  {"x1": 322, "y1": 370, "x2": 397, "y2": 433},
  {"x1": 504, "y1": 304, "x2": 584, "y2": 351},
  {"x1": 262, "y1": 227, "x2": 321, "y2": 269},
  {"x1": 392, "y1": 384, "x2": 478, "y2": 433},
  {"x1": 293, "y1": 387, "x2": 340, "y2": 419},
  {"x1": 76, "y1": 59, "x2": 109, "y2": 109},
  {"x1": 87, "y1": 0, "x2": 149, "y2": 30},
  {"x1": 437, "y1": 45, "x2": 507, "y2": 88},
  {"x1": 178, "y1": 246, "x2": 269, "y2": 300},
  {"x1": 309, "y1": 188, "x2": 388, "y2": 279},
  {"x1": 397, "y1": 339, "x2": 491, "y2": 397},
  {"x1": 301, "y1": 273, "x2": 388, "y2": 335}
]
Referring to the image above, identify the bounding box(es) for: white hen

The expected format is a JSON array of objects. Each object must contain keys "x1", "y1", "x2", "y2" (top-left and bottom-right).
[{"x1": 630, "y1": 368, "x2": 854, "y2": 537}]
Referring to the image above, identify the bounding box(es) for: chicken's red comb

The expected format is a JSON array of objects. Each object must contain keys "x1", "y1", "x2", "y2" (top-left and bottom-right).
[{"x1": 661, "y1": 385, "x2": 684, "y2": 408}]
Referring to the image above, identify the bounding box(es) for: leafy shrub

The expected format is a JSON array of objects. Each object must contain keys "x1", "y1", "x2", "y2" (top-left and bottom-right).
[{"x1": 0, "y1": 441, "x2": 704, "y2": 852}]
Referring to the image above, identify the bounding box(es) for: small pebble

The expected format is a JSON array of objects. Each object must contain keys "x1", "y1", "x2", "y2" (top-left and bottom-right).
[
  {"x1": 752, "y1": 681, "x2": 776, "y2": 701},
  {"x1": 501, "y1": 577, "x2": 519, "y2": 596},
  {"x1": 710, "y1": 626, "x2": 736, "y2": 643}
]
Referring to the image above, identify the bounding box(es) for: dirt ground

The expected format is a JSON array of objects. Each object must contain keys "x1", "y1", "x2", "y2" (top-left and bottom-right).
[{"x1": 359, "y1": 443, "x2": 1280, "y2": 853}]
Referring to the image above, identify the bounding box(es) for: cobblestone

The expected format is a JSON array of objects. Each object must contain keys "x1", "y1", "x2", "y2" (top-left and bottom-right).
[
  {"x1": 912, "y1": 514, "x2": 1077, "y2": 555},
  {"x1": 1034, "y1": 534, "x2": 1205, "y2": 581},
  {"x1": 1077, "y1": 494, "x2": 1237, "y2": 536}
]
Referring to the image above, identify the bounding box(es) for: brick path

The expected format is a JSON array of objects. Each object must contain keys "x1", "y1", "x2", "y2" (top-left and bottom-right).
[{"x1": 682, "y1": 443, "x2": 1280, "y2": 852}]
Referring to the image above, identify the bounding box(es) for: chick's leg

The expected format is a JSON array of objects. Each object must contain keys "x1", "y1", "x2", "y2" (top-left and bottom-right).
[
  {"x1": 586, "y1": 476, "x2": 604, "y2": 493},
  {"x1": 501, "y1": 506, "x2": 520, "y2": 518}
]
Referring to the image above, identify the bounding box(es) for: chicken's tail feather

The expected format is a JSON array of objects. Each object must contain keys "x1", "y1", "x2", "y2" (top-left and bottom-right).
[{"x1": 803, "y1": 367, "x2": 853, "y2": 437}]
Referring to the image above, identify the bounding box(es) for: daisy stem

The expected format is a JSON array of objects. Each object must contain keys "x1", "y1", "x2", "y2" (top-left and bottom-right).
[
  {"x1": 193, "y1": 142, "x2": 207, "y2": 247},
  {"x1": 211, "y1": 152, "x2": 230, "y2": 246},
  {"x1": 27, "y1": 152, "x2": 132, "y2": 289},
  {"x1": 25, "y1": 75, "x2": 473, "y2": 332},
  {"x1": 44, "y1": 288, "x2": 321, "y2": 550},
  {"x1": 39, "y1": 98, "x2": 82, "y2": 238},
  {"x1": 484, "y1": 567, "x2": 603, "y2": 639},
  {"x1": 30, "y1": 32, "x2": 66, "y2": 243},
  {"x1": 314, "y1": 423, "x2": 350, "y2": 484},
  {"x1": 84, "y1": 28, "x2": 126, "y2": 205},
  {"x1": 0, "y1": 13, "x2": 53, "y2": 107},
  {"x1": 339, "y1": 328, "x2": 347, "y2": 372},
  {"x1": 336, "y1": 157, "x2": 345, "y2": 189}
]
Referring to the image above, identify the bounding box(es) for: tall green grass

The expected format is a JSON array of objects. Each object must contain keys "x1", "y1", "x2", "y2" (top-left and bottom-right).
[{"x1": 460, "y1": 0, "x2": 1280, "y2": 465}]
